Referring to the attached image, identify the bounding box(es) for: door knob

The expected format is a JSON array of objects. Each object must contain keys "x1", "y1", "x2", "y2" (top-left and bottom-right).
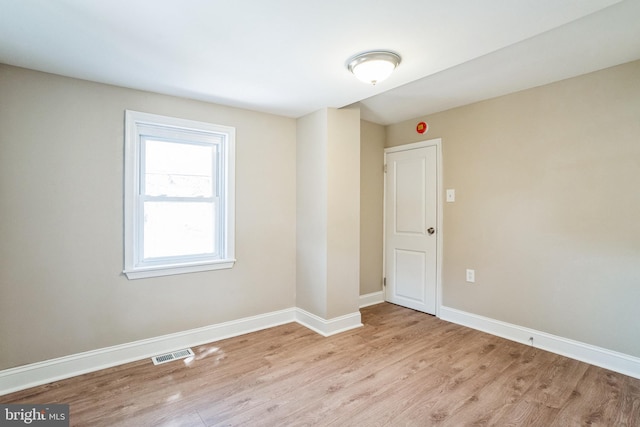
[{"x1": 427, "y1": 227, "x2": 435, "y2": 235}]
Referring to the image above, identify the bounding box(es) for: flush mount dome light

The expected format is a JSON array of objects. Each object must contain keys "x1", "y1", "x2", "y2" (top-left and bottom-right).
[{"x1": 347, "y1": 50, "x2": 401, "y2": 85}]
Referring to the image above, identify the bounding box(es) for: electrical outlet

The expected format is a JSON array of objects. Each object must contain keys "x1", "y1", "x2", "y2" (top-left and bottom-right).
[{"x1": 466, "y1": 269, "x2": 475, "y2": 283}]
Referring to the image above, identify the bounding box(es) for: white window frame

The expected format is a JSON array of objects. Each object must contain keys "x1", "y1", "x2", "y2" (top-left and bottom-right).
[{"x1": 123, "y1": 110, "x2": 235, "y2": 279}]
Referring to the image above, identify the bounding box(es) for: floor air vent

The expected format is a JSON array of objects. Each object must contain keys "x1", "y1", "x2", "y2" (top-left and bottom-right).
[{"x1": 152, "y1": 348, "x2": 195, "y2": 365}]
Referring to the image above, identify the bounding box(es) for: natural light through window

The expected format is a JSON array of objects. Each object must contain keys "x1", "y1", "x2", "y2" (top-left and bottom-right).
[
  {"x1": 143, "y1": 140, "x2": 215, "y2": 259},
  {"x1": 124, "y1": 111, "x2": 235, "y2": 279}
]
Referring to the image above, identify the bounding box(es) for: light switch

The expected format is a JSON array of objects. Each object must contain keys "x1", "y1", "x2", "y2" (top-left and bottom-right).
[{"x1": 446, "y1": 189, "x2": 455, "y2": 202}]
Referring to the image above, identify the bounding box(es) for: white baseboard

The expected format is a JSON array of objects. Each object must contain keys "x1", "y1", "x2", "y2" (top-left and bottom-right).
[
  {"x1": 439, "y1": 306, "x2": 640, "y2": 380},
  {"x1": 0, "y1": 307, "x2": 365, "y2": 396},
  {"x1": 359, "y1": 291, "x2": 385, "y2": 308},
  {"x1": 295, "y1": 309, "x2": 363, "y2": 337}
]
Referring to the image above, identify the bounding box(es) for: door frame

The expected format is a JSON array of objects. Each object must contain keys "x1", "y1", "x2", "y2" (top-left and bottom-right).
[{"x1": 383, "y1": 138, "x2": 443, "y2": 317}]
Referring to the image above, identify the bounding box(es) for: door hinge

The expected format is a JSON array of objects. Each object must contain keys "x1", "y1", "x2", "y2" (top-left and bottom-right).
[
  {"x1": 384, "y1": 164, "x2": 387, "y2": 173},
  {"x1": 383, "y1": 277, "x2": 386, "y2": 287}
]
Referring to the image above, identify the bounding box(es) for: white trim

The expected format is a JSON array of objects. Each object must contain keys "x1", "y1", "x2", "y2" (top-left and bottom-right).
[
  {"x1": 384, "y1": 139, "x2": 441, "y2": 154},
  {"x1": 383, "y1": 138, "x2": 443, "y2": 316},
  {"x1": 359, "y1": 291, "x2": 385, "y2": 308},
  {"x1": 123, "y1": 110, "x2": 236, "y2": 280},
  {"x1": 123, "y1": 259, "x2": 236, "y2": 279},
  {"x1": 294, "y1": 309, "x2": 363, "y2": 337},
  {"x1": 0, "y1": 308, "x2": 364, "y2": 396},
  {"x1": 440, "y1": 306, "x2": 640, "y2": 380}
]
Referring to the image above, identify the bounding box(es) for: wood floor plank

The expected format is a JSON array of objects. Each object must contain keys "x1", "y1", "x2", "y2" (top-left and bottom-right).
[
  {"x1": 619, "y1": 374, "x2": 640, "y2": 425},
  {"x1": 524, "y1": 349, "x2": 591, "y2": 409},
  {"x1": 197, "y1": 311, "x2": 460, "y2": 425},
  {"x1": 439, "y1": 346, "x2": 558, "y2": 426},
  {"x1": 115, "y1": 409, "x2": 206, "y2": 427},
  {"x1": 254, "y1": 343, "x2": 447, "y2": 426},
  {"x1": 551, "y1": 364, "x2": 640, "y2": 426},
  {"x1": 196, "y1": 334, "x2": 373, "y2": 423},
  {"x1": 389, "y1": 341, "x2": 525, "y2": 425},
  {"x1": 2, "y1": 303, "x2": 639, "y2": 427},
  {"x1": 493, "y1": 399, "x2": 560, "y2": 427}
]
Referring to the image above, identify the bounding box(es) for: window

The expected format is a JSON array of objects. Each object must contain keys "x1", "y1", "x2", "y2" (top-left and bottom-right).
[{"x1": 124, "y1": 110, "x2": 235, "y2": 279}]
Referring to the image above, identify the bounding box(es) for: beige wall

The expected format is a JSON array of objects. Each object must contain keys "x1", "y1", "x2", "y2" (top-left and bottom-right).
[
  {"x1": 359, "y1": 120, "x2": 385, "y2": 295},
  {"x1": 326, "y1": 108, "x2": 360, "y2": 319},
  {"x1": 296, "y1": 108, "x2": 361, "y2": 319},
  {"x1": 296, "y1": 110, "x2": 328, "y2": 316},
  {"x1": 386, "y1": 60, "x2": 640, "y2": 357},
  {"x1": 0, "y1": 65, "x2": 297, "y2": 370}
]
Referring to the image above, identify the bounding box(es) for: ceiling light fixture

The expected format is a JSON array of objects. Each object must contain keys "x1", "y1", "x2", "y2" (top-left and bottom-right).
[{"x1": 347, "y1": 51, "x2": 401, "y2": 85}]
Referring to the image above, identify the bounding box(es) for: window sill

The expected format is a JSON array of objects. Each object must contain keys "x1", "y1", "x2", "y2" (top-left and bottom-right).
[{"x1": 124, "y1": 259, "x2": 236, "y2": 280}]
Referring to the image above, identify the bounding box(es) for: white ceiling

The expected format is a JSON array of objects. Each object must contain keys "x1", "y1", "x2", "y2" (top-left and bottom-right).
[{"x1": 1, "y1": 0, "x2": 639, "y2": 125}]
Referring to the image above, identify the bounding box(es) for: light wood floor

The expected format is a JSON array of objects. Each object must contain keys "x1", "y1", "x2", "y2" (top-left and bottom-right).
[{"x1": 2, "y1": 303, "x2": 640, "y2": 426}]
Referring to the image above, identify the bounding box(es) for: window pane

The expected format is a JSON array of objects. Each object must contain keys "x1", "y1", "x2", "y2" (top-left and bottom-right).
[
  {"x1": 144, "y1": 201, "x2": 216, "y2": 259},
  {"x1": 145, "y1": 139, "x2": 215, "y2": 197}
]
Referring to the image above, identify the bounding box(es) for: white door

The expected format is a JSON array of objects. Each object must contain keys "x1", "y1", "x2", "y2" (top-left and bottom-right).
[{"x1": 384, "y1": 141, "x2": 439, "y2": 314}]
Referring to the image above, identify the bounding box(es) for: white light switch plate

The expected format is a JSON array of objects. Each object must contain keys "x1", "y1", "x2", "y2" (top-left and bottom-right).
[{"x1": 446, "y1": 189, "x2": 455, "y2": 202}]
